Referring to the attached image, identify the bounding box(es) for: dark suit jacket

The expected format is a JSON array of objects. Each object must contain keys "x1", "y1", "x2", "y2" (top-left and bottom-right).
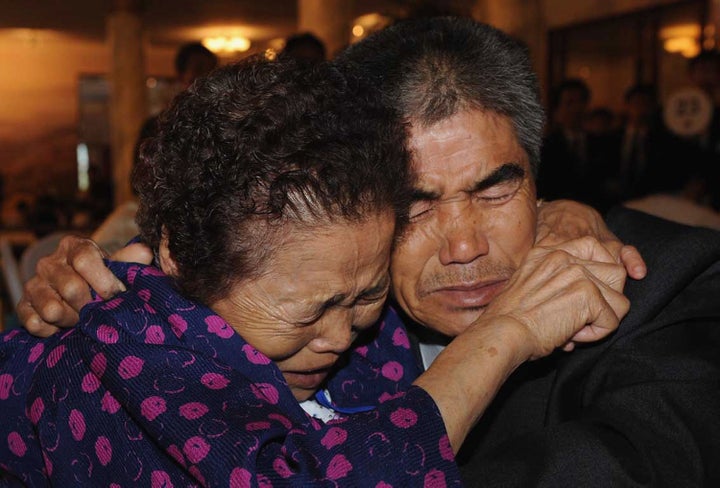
[
  {"x1": 539, "y1": 130, "x2": 598, "y2": 204},
  {"x1": 411, "y1": 207, "x2": 720, "y2": 487},
  {"x1": 603, "y1": 126, "x2": 703, "y2": 201}
]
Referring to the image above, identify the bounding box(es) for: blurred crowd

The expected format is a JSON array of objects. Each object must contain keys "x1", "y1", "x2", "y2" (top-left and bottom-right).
[
  {"x1": 538, "y1": 50, "x2": 720, "y2": 223},
  {"x1": 3, "y1": 32, "x2": 719, "y2": 244}
]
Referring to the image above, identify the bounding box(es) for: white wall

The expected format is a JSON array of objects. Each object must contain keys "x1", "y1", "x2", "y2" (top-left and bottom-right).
[{"x1": 0, "y1": 28, "x2": 175, "y2": 222}]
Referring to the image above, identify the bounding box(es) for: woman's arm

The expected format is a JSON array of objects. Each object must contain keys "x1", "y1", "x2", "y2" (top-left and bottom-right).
[
  {"x1": 536, "y1": 199, "x2": 646, "y2": 279},
  {"x1": 414, "y1": 237, "x2": 629, "y2": 452},
  {"x1": 17, "y1": 200, "x2": 644, "y2": 338}
]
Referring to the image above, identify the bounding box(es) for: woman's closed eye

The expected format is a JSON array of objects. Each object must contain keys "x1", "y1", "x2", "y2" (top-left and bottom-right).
[
  {"x1": 409, "y1": 199, "x2": 436, "y2": 221},
  {"x1": 357, "y1": 286, "x2": 389, "y2": 305}
]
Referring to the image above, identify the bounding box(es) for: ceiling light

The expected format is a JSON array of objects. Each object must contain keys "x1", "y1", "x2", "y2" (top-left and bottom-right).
[
  {"x1": 350, "y1": 13, "x2": 391, "y2": 43},
  {"x1": 664, "y1": 37, "x2": 701, "y2": 58},
  {"x1": 264, "y1": 48, "x2": 277, "y2": 61},
  {"x1": 660, "y1": 24, "x2": 701, "y2": 58},
  {"x1": 202, "y1": 36, "x2": 251, "y2": 54}
]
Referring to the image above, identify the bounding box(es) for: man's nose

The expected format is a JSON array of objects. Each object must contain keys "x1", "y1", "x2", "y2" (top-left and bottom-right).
[{"x1": 438, "y1": 204, "x2": 489, "y2": 265}]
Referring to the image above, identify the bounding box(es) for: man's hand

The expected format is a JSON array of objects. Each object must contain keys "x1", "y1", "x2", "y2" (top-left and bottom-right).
[
  {"x1": 536, "y1": 199, "x2": 647, "y2": 280},
  {"x1": 17, "y1": 236, "x2": 153, "y2": 337},
  {"x1": 477, "y1": 236, "x2": 630, "y2": 361}
]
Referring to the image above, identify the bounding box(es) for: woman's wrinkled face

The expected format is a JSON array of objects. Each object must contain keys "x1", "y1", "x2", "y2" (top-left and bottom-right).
[{"x1": 211, "y1": 211, "x2": 395, "y2": 402}]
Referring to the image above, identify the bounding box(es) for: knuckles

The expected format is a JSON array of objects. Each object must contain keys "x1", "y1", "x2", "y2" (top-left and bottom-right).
[
  {"x1": 69, "y1": 240, "x2": 105, "y2": 270},
  {"x1": 58, "y1": 277, "x2": 89, "y2": 303},
  {"x1": 36, "y1": 299, "x2": 65, "y2": 324},
  {"x1": 615, "y1": 295, "x2": 631, "y2": 318},
  {"x1": 35, "y1": 254, "x2": 57, "y2": 277}
]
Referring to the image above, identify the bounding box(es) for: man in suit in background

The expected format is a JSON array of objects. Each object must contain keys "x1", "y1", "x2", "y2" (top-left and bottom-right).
[
  {"x1": 539, "y1": 78, "x2": 612, "y2": 210},
  {"x1": 687, "y1": 50, "x2": 720, "y2": 210},
  {"x1": 603, "y1": 83, "x2": 699, "y2": 205},
  {"x1": 277, "y1": 32, "x2": 326, "y2": 64}
]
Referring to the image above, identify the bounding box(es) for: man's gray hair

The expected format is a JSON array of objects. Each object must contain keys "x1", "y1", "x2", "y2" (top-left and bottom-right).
[{"x1": 336, "y1": 16, "x2": 545, "y2": 175}]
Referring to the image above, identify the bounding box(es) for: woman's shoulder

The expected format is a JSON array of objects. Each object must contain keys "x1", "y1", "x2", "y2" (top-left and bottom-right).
[
  {"x1": 79, "y1": 260, "x2": 212, "y2": 343},
  {"x1": 324, "y1": 304, "x2": 423, "y2": 409},
  {"x1": 75, "y1": 261, "x2": 296, "y2": 403}
]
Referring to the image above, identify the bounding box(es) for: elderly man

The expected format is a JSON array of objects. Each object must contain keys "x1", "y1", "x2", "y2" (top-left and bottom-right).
[
  {"x1": 17, "y1": 17, "x2": 720, "y2": 486},
  {"x1": 336, "y1": 17, "x2": 720, "y2": 486}
]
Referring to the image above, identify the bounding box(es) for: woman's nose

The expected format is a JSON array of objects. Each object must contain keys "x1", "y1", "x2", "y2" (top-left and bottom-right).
[{"x1": 308, "y1": 310, "x2": 354, "y2": 354}]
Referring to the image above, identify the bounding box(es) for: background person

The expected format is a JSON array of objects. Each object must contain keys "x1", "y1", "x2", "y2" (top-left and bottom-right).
[
  {"x1": 277, "y1": 32, "x2": 326, "y2": 64},
  {"x1": 93, "y1": 42, "x2": 219, "y2": 255},
  {"x1": 539, "y1": 79, "x2": 594, "y2": 203},
  {"x1": 686, "y1": 50, "x2": 720, "y2": 210},
  {"x1": 601, "y1": 83, "x2": 701, "y2": 208}
]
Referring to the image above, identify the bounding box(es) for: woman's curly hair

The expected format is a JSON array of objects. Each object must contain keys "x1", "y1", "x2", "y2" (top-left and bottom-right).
[{"x1": 133, "y1": 56, "x2": 411, "y2": 304}]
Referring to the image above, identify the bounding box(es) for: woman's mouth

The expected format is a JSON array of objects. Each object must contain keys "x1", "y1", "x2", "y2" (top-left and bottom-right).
[{"x1": 283, "y1": 367, "x2": 332, "y2": 390}]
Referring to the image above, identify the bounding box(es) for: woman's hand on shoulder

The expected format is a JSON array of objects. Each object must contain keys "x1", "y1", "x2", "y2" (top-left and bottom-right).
[
  {"x1": 479, "y1": 237, "x2": 630, "y2": 360},
  {"x1": 536, "y1": 199, "x2": 647, "y2": 280}
]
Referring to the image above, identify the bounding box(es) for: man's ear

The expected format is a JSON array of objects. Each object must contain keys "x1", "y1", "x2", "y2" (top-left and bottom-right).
[{"x1": 158, "y1": 230, "x2": 179, "y2": 277}]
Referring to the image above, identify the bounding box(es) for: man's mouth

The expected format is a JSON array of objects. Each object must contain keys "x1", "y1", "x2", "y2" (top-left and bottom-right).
[{"x1": 430, "y1": 279, "x2": 508, "y2": 309}]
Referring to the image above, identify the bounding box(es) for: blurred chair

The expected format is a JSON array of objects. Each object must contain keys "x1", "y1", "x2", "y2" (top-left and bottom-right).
[{"x1": 0, "y1": 237, "x2": 23, "y2": 310}]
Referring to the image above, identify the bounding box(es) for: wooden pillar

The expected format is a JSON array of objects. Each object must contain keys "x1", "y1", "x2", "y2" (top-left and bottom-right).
[
  {"x1": 472, "y1": 0, "x2": 548, "y2": 103},
  {"x1": 107, "y1": 0, "x2": 146, "y2": 207},
  {"x1": 298, "y1": 0, "x2": 355, "y2": 59}
]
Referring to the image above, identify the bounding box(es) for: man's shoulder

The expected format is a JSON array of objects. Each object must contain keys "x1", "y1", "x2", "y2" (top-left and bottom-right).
[
  {"x1": 606, "y1": 206, "x2": 720, "y2": 272},
  {"x1": 599, "y1": 205, "x2": 720, "y2": 340}
]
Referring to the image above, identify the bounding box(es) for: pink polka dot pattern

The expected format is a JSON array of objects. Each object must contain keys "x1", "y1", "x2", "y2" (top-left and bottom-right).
[
  {"x1": 205, "y1": 315, "x2": 234, "y2": 339},
  {"x1": 68, "y1": 409, "x2": 86, "y2": 441},
  {"x1": 28, "y1": 343, "x2": 44, "y2": 363},
  {"x1": 45, "y1": 345, "x2": 66, "y2": 368},
  {"x1": 178, "y1": 402, "x2": 209, "y2": 420},
  {"x1": 167, "y1": 314, "x2": 187, "y2": 337},
  {"x1": 381, "y1": 361, "x2": 404, "y2": 381},
  {"x1": 0, "y1": 373, "x2": 12, "y2": 400},
  {"x1": 183, "y1": 436, "x2": 211, "y2": 464},
  {"x1": 145, "y1": 325, "x2": 166, "y2": 344},
  {"x1": 97, "y1": 324, "x2": 119, "y2": 344},
  {"x1": 200, "y1": 372, "x2": 229, "y2": 390},
  {"x1": 326, "y1": 453, "x2": 353, "y2": 480},
  {"x1": 81, "y1": 372, "x2": 101, "y2": 393},
  {"x1": 141, "y1": 396, "x2": 167, "y2": 421},
  {"x1": 118, "y1": 355, "x2": 144, "y2": 379},
  {"x1": 390, "y1": 407, "x2": 419, "y2": 429},
  {"x1": 321, "y1": 426, "x2": 348, "y2": 449},
  {"x1": 28, "y1": 397, "x2": 44, "y2": 425},
  {"x1": 0, "y1": 262, "x2": 460, "y2": 486},
  {"x1": 7, "y1": 432, "x2": 27, "y2": 457},
  {"x1": 95, "y1": 435, "x2": 113, "y2": 466},
  {"x1": 101, "y1": 391, "x2": 121, "y2": 414}
]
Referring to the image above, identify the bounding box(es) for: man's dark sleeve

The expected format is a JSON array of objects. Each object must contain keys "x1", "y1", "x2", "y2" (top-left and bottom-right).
[{"x1": 459, "y1": 208, "x2": 720, "y2": 487}]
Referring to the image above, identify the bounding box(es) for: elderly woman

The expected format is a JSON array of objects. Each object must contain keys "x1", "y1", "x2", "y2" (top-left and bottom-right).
[{"x1": 0, "y1": 58, "x2": 624, "y2": 486}]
